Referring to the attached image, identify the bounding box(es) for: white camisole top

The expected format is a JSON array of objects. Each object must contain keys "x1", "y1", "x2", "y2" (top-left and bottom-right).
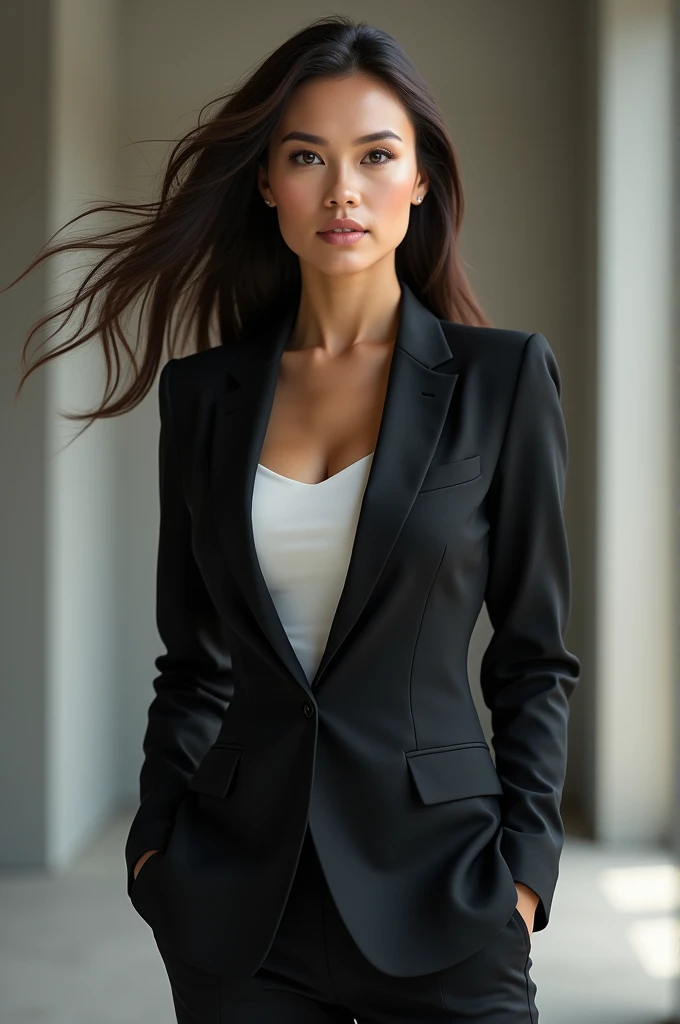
[{"x1": 251, "y1": 451, "x2": 375, "y2": 683}]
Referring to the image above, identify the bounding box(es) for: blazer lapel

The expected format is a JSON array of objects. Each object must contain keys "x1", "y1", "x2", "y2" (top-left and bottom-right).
[{"x1": 208, "y1": 281, "x2": 459, "y2": 697}]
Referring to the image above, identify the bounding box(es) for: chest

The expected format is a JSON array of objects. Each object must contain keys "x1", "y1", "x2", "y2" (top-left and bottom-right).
[{"x1": 257, "y1": 341, "x2": 395, "y2": 484}]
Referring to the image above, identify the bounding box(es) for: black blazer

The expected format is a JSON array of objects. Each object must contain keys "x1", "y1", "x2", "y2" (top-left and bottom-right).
[{"x1": 125, "y1": 279, "x2": 581, "y2": 980}]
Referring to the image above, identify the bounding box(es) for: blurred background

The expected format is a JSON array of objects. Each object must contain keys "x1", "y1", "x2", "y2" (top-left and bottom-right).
[{"x1": 0, "y1": 1, "x2": 678, "y2": 1022}]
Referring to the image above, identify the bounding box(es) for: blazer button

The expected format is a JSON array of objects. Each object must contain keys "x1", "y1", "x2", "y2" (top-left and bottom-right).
[{"x1": 303, "y1": 702, "x2": 315, "y2": 718}]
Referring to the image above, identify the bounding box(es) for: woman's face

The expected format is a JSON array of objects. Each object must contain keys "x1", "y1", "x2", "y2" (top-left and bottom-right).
[{"x1": 259, "y1": 73, "x2": 428, "y2": 276}]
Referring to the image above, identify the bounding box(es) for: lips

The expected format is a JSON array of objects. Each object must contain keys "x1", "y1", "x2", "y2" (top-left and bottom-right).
[
  {"x1": 317, "y1": 227, "x2": 369, "y2": 246},
  {"x1": 317, "y1": 218, "x2": 367, "y2": 233}
]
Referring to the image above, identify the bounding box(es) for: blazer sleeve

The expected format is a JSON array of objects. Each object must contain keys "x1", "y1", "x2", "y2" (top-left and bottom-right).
[
  {"x1": 124, "y1": 358, "x2": 235, "y2": 898},
  {"x1": 480, "y1": 331, "x2": 581, "y2": 932}
]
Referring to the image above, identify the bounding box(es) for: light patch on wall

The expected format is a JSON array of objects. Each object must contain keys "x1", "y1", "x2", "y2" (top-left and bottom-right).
[
  {"x1": 625, "y1": 918, "x2": 680, "y2": 980},
  {"x1": 599, "y1": 863, "x2": 679, "y2": 978},
  {"x1": 599, "y1": 863, "x2": 679, "y2": 913}
]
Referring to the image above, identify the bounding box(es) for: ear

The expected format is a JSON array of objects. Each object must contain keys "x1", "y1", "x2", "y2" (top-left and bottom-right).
[
  {"x1": 412, "y1": 167, "x2": 430, "y2": 203},
  {"x1": 257, "y1": 162, "x2": 272, "y2": 204}
]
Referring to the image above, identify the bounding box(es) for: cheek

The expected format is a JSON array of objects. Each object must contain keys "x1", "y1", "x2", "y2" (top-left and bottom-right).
[
  {"x1": 375, "y1": 172, "x2": 414, "y2": 206},
  {"x1": 273, "y1": 178, "x2": 319, "y2": 252},
  {"x1": 276, "y1": 174, "x2": 315, "y2": 215},
  {"x1": 369, "y1": 171, "x2": 416, "y2": 235}
]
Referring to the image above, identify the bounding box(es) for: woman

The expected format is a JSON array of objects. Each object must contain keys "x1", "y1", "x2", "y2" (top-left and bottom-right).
[{"x1": 8, "y1": 15, "x2": 580, "y2": 1023}]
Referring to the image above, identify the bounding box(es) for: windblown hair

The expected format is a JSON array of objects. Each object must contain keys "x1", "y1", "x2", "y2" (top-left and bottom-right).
[{"x1": 4, "y1": 13, "x2": 490, "y2": 439}]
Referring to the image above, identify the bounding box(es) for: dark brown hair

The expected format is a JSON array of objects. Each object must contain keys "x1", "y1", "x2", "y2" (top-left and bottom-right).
[{"x1": 4, "y1": 13, "x2": 491, "y2": 440}]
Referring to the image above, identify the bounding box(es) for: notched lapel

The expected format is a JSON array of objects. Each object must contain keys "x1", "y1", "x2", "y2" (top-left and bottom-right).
[
  {"x1": 312, "y1": 347, "x2": 457, "y2": 690},
  {"x1": 208, "y1": 303, "x2": 307, "y2": 691},
  {"x1": 207, "y1": 282, "x2": 461, "y2": 697}
]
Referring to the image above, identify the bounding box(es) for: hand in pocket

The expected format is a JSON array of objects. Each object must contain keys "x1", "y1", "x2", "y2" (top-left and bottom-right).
[{"x1": 133, "y1": 848, "x2": 160, "y2": 881}]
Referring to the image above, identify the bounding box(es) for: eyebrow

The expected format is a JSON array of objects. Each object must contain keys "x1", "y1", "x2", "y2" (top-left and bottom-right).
[{"x1": 279, "y1": 130, "x2": 403, "y2": 146}]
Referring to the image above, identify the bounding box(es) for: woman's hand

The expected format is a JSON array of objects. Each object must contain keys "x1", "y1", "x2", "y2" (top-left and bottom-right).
[
  {"x1": 133, "y1": 848, "x2": 160, "y2": 881},
  {"x1": 514, "y1": 881, "x2": 539, "y2": 939}
]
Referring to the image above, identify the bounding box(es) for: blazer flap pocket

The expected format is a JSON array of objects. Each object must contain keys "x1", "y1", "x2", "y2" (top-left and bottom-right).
[
  {"x1": 188, "y1": 743, "x2": 242, "y2": 798},
  {"x1": 404, "y1": 742, "x2": 503, "y2": 804},
  {"x1": 419, "y1": 455, "x2": 481, "y2": 493}
]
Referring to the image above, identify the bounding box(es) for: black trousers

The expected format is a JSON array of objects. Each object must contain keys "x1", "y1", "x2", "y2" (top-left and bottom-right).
[{"x1": 156, "y1": 823, "x2": 539, "y2": 1023}]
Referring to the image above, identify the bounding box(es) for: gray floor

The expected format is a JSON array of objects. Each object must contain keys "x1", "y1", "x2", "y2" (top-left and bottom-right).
[{"x1": 1, "y1": 809, "x2": 677, "y2": 1023}]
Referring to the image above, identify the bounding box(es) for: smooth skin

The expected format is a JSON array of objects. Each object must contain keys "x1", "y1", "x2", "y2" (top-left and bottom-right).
[{"x1": 134, "y1": 71, "x2": 540, "y2": 940}]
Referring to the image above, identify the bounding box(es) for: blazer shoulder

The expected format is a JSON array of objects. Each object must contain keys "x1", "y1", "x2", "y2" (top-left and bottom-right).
[
  {"x1": 163, "y1": 344, "x2": 235, "y2": 404},
  {"x1": 171, "y1": 344, "x2": 234, "y2": 378},
  {"x1": 440, "y1": 320, "x2": 534, "y2": 360},
  {"x1": 439, "y1": 321, "x2": 559, "y2": 390}
]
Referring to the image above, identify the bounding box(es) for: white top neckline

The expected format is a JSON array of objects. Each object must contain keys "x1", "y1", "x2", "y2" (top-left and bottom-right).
[
  {"x1": 256, "y1": 451, "x2": 374, "y2": 487},
  {"x1": 252, "y1": 447, "x2": 374, "y2": 682}
]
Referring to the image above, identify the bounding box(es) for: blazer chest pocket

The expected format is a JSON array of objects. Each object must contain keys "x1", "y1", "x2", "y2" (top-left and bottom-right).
[
  {"x1": 404, "y1": 741, "x2": 504, "y2": 804},
  {"x1": 188, "y1": 743, "x2": 242, "y2": 798},
  {"x1": 419, "y1": 454, "x2": 481, "y2": 493}
]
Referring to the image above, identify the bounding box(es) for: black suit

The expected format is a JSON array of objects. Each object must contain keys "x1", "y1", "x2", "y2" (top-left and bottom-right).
[{"x1": 125, "y1": 279, "x2": 581, "y2": 981}]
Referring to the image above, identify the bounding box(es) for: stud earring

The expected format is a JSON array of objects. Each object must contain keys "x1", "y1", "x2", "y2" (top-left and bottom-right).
[
  {"x1": 264, "y1": 198, "x2": 273, "y2": 206},
  {"x1": 416, "y1": 196, "x2": 423, "y2": 203}
]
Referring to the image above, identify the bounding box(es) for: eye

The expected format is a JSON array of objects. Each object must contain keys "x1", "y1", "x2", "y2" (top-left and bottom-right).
[
  {"x1": 363, "y1": 147, "x2": 395, "y2": 164},
  {"x1": 288, "y1": 147, "x2": 396, "y2": 167}
]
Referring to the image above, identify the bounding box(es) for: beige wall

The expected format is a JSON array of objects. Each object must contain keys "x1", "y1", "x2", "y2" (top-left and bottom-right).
[
  {"x1": 594, "y1": 0, "x2": 676, "y2": 843},
  {"x1": 0, "y1": 0, "x2": 122, "y2": 869},
  {"x1": 0, "y1": 0, "x2": 52, "y2": 867},
  {"x1": 2, "y1": 0, "x2": 676, "y2": 869},
  {"x1": 48, "y1": 0, "x2": 122, "y2": 865}
]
